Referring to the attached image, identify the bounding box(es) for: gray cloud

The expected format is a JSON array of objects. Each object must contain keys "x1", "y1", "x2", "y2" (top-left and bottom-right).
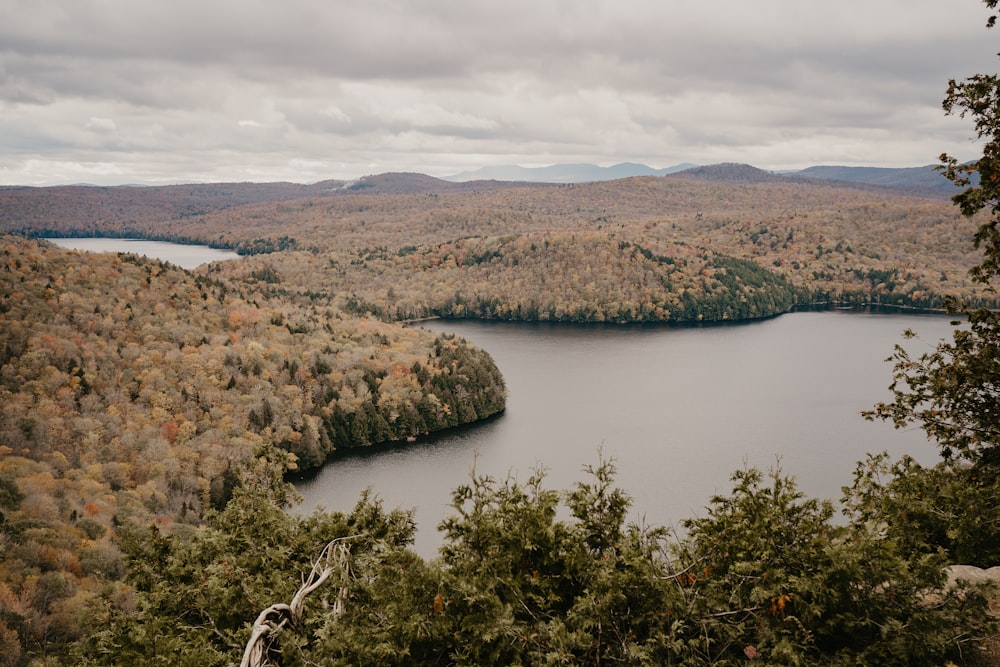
[{"x1": 0, "y1": 0, "x2": 996, "y2": 185}]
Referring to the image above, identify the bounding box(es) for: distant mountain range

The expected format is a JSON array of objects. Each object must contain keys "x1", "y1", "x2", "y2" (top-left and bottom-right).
[
  {"x1": 335, "y1": 172, "x2": 551, "y2": 195},
  {"x1": 443, "y1": 161, "x2": 960, "y2": 194},
  {"x1": 792, "y1": 164, "x2": 960, "y2": 192},
  {"x1": 445, "y1": 162, "x2": 698, "y2": 183},
  {"x1": 0, "y1": 163, "x2": 963, "y2": 234},
  {"x1": 6, "y1": 161, "x2": 963, "y2": 195}
]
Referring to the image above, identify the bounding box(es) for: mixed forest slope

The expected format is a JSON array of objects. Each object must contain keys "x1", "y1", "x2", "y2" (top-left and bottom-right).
[
  {"x1": 0, "y1": 175, "x2": 539, "y2": 245},
  {"x1": 0, "y1": 236, "x2": 505, "y2": 472},
  {"x1": 0, "y1": 180, "x2": 351, "y2": 233},
  {"x1": 5, "y1": 169, "x2": 984, "y2": 317},
  {"x1": 222, "y1": 232, "x2": 799, "y2": 323},
  {"x1": 0, "y1": 235, "x2": 505, "y2": 659},
  {"x1": 794, "y1": 164, "x2": 961, "y2": 193}
]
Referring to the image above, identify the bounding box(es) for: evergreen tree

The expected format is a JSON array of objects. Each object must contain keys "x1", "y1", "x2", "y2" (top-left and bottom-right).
[{"x1": 866, "y1": 0, "x2": 1000, "y2": 565}]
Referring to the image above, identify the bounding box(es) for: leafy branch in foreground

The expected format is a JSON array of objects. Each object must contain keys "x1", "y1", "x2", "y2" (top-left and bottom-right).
[
  {"x1": 871, "y1": 0, "x2": 1000, "y2": 464},
  {"x1": 864, "y1": 0, "x2": 1000, "y2": 568},
  {"x1": 866, "y1": 313, "x2": 1000, "y2": 464},
  {"x1": 72, "y1": 455, "x2": 996, "y2": 665}
]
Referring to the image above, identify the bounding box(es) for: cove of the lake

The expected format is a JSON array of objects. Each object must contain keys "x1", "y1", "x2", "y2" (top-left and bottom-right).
[
  {"x1": 296, "y1": 312, "x2": 956, "y2": 558},
  {"x1": 45, "y1": 237, "x2": 240, "y2": 269}
]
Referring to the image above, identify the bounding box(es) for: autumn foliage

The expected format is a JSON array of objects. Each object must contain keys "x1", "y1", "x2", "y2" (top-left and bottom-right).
[
  {"x1": 3, "y1": 168, "x2": 994, "y2": 323},
  {"x1": 0, "y1": 235, "x2": 505, "y2": 661}
]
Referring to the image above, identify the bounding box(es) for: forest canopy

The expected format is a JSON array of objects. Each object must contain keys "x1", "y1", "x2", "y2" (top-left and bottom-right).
[
  {"x1": 0, "y1": 235, "x2": 505, "y2": 662},
  {"x1": 2, "y1": 168, "x2": 993, "y2": 324},
  {"x1": 2, "y1": 199, "x2": 999, "y2": 662}
]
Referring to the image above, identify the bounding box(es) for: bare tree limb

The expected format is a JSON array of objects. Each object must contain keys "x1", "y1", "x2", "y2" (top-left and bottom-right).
[{"x1": 239, "y1": 534, "x2": 362, "y2": 667}]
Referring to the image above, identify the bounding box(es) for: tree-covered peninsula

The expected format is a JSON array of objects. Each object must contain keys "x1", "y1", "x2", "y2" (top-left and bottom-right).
[
  {"x1": 220, "y1": 232, "x2": 801, "y2": 324},
  {"x1": 0, "y1": 235, "x2": 505, "y2": 661}
]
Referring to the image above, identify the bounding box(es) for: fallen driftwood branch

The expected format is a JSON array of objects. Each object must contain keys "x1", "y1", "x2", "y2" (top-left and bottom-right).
[{"x1": 239, "y1": 534, "x2": 361, "y2": 667}]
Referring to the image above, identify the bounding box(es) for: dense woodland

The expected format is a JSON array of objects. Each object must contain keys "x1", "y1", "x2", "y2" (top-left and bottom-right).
[
  {"x1": 0, "y1": 236, "x2": 505, "y2": 662},
  {"x1": 220, "y1": 233, "x2": 800, "y2": 324},
  {"x1": 2, "y1": 165, "x2": 993, "y2": 324}
]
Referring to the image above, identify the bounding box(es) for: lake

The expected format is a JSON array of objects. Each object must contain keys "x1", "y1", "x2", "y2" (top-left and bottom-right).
[
  {"x1": 295, "y1": 312, "x2": 957, "y2": 558},
  {"x1": 42, "y1": 238, "x2": 958, "y2": 557},
  {"x1": 45, "y1": 237, "x2": 240, "y2": 269}
]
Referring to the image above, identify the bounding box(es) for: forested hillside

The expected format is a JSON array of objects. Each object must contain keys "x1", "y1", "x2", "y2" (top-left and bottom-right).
[
  {"x1": 189, "y1": 168, "x2": 995, "y2": 321},
  {"x1": 1, "y1": 232, "x2": 993, "y2": 666},
  {"x1": 3, "y1": 168, "x2": 989, "y2": 320},
  {"x1": 0, "y1": 174, "x2": 537, "y2": 241},
  {"x1": 221, "y1": 232, "x2": 800, "y2": 323},
  {"x1": 0, "y1": 236, "x2": 505, "y2": 661}
]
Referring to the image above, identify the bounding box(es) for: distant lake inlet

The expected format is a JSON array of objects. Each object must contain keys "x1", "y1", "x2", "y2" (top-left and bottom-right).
[{"x1": 44, "y1": 237, "x2": 240, "y2": 269}]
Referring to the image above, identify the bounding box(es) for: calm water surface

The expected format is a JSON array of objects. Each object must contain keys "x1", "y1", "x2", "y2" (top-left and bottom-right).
[
  {"x1": 45, "y1": 237, "x2": 240, "y2": 269},
  {"x1": 296, "y1": 312, "x2": 956, "y2": 557}
]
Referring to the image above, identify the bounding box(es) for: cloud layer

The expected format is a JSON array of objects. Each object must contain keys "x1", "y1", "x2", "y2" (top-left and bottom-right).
[{"x1": 1, "y1": 0, "x2": 996, "y2": 185}]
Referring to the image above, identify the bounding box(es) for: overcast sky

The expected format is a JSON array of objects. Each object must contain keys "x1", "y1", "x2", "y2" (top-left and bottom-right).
[{"x1": 1, "y1": 0, "x2": 997, "y2": 185}]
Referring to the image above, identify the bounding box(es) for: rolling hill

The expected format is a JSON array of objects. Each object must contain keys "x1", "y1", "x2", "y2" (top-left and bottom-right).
[
  {"x1": 793, "y1": 164, "x2": 959, "y2": 193},
  {"x1": 2, "y1": 164, "x2": 991, "y2": 311},
  {"x1": 445, "y1": 161, "x2": 696, "y2": 183}
]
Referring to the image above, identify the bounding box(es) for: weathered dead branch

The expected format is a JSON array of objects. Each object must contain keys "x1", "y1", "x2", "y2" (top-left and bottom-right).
[{"x1": 239, "y1": 534, "x2": 360, "y2": 667}]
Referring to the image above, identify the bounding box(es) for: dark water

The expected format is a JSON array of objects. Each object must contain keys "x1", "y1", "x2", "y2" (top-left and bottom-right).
[
  {"x1": 45, "y1": 237, "x2": 240, "y2": 269},
  {"x1": 296, "y1": 311, "x2": 956, "y2": 557}
]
